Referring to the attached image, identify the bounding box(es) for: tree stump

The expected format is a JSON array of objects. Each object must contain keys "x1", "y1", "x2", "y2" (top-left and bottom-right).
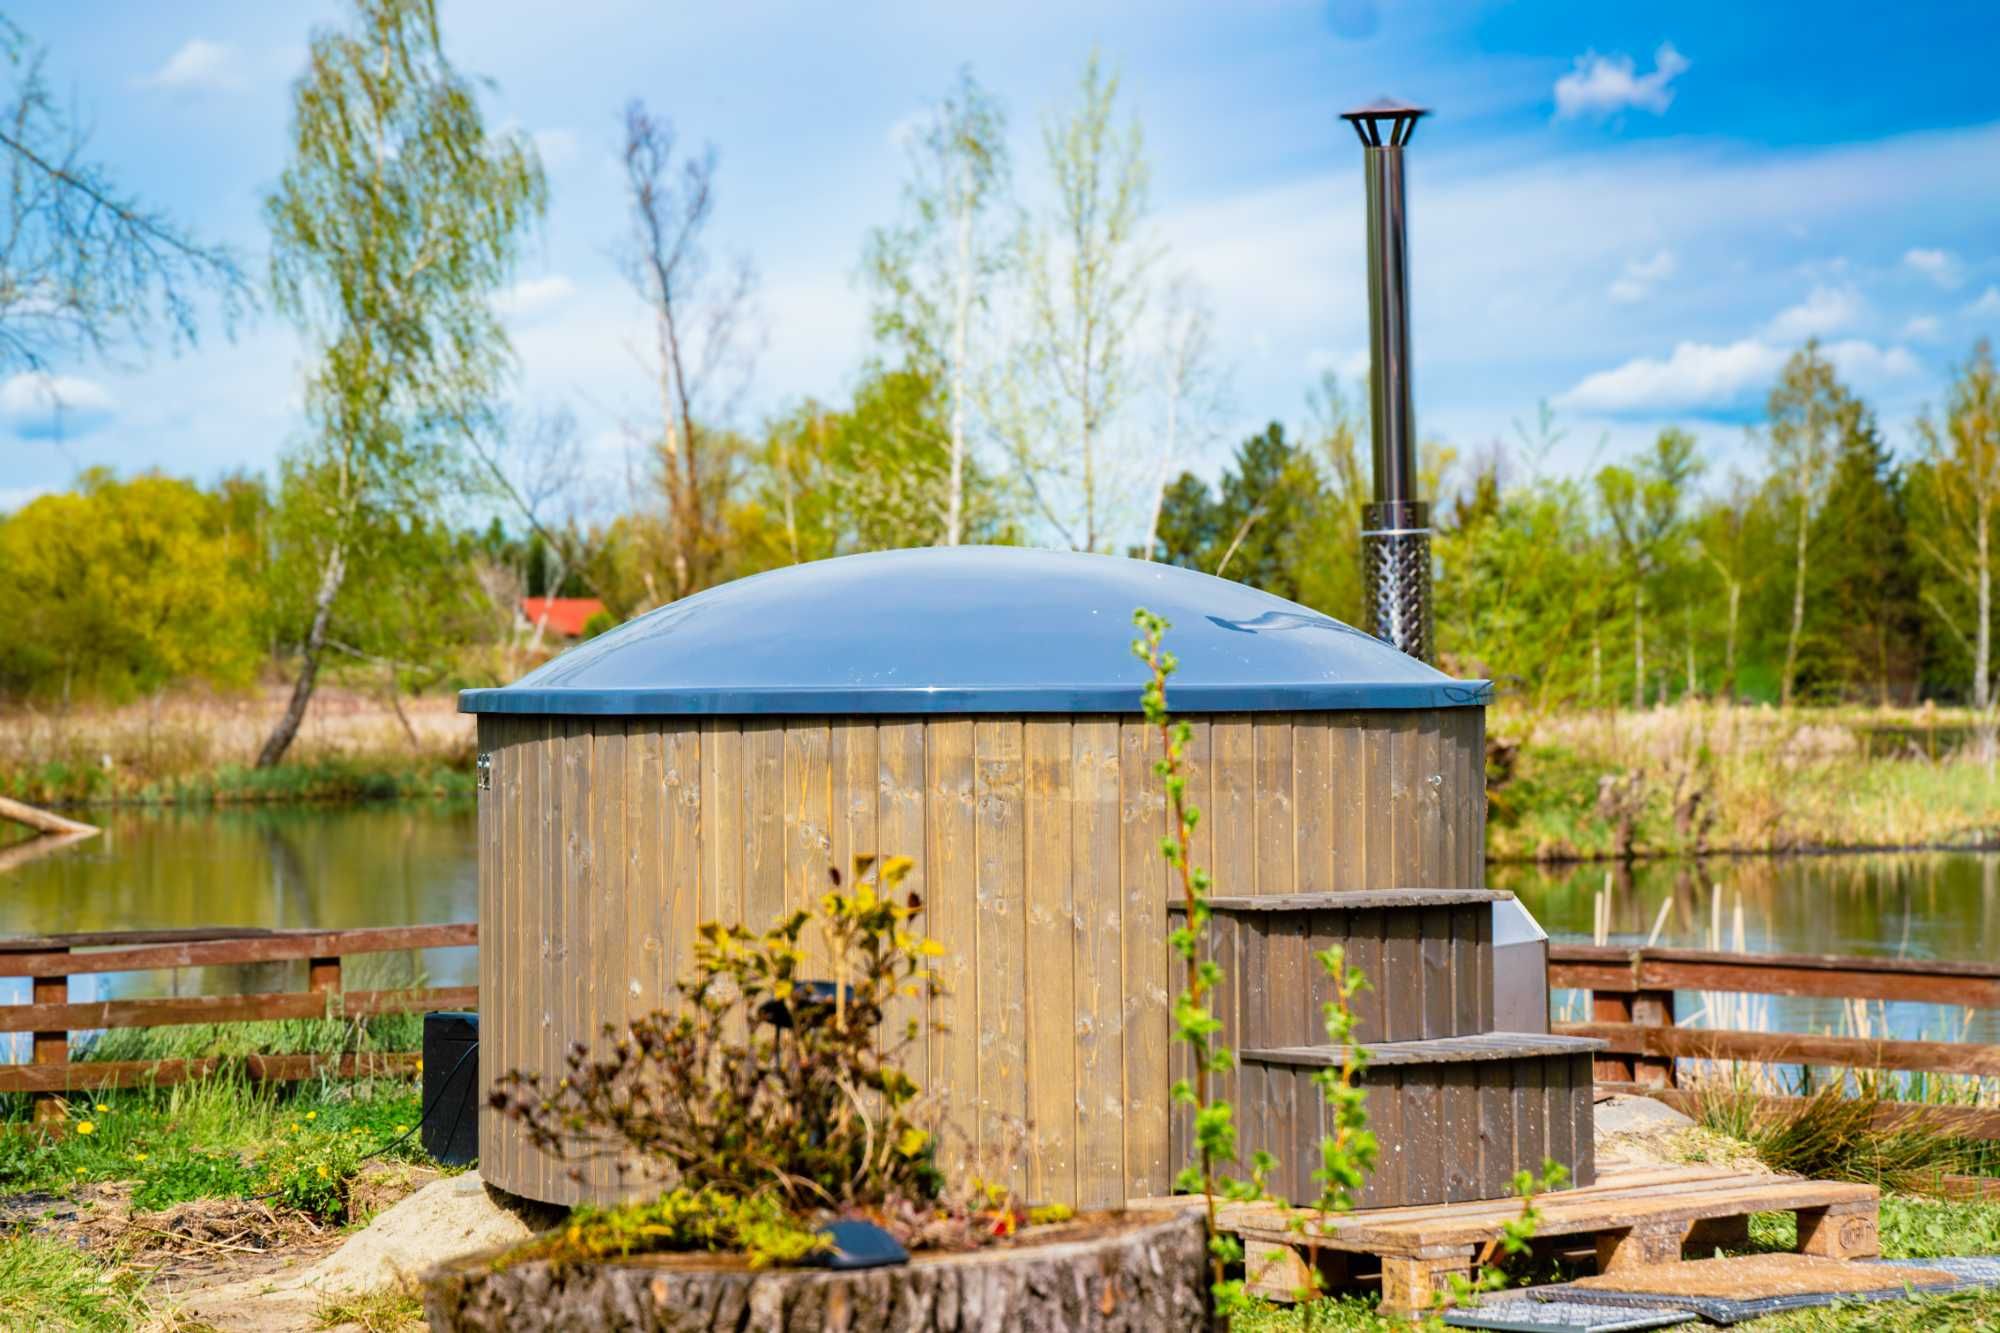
[{"x1": 423, "y1": 1210, "x2": 1210, "y2": 1332}]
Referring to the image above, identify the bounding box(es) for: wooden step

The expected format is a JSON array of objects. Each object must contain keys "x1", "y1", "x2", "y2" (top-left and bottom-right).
[
  {"x1": 1200, "y1": 895, "x2": 1499, "y2": 1049},
  {"x1": 1224, "y1": 1036, "x2": 1600, "y2": 1211},
  {"x1": 1244, "y1": 1032, "x2": 1602, "y2": 1067}
]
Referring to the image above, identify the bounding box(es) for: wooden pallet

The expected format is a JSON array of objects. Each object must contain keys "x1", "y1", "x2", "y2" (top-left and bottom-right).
[{"x1": 1131, "y1": 1155, "x2": 1880, "y2": 1317}]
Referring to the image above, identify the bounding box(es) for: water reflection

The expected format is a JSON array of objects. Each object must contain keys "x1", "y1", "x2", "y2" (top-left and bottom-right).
[
  {"x1": 1494, "y1": 851, "x2": 2000, "y2": 1048},
  {"x1": 0, "y1": 803, "x2": 479, "y2": 1044}
]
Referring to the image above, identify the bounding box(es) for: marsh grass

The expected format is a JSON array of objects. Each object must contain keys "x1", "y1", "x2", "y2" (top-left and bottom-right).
[
  {"x1": 0, "y1": 682, "x2": 474, "y2": 806},
  {"x1": 1490, "y1": 700, "x2": 2000, "y2": 861},
  {"x1": 1687, "y1": 1082, "x2": 1972, "y2": 1191}
]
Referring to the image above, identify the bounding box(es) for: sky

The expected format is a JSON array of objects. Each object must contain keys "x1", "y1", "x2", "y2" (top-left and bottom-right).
[{"x1": 4, "y1": 0, "x2": 1998, "y2": 528}]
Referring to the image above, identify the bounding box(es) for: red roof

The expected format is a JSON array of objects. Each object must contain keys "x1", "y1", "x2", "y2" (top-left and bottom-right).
[{"x1": 520, "y1": 597, "x2": 606, "y2": 638}]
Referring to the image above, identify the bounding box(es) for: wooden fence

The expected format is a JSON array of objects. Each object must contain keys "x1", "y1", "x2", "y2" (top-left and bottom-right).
[
  {"x1": 8, "y1": 926, "x2": 1999, "y2": 1142},
  {"x1": 1550, "y1": 943, "x2": 2000, "y2": 1139},
  {"x1": 0, "y1": 923, "x2": 475, "y2": 1118}
]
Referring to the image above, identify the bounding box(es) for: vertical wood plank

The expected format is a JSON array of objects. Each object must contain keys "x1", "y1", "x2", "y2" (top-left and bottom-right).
[
  {"x1": 1362, "y1": 718, "x2": 1394, "y2": 892},
  {"x1": 1413, "y1": 710, "x2": 1445, "y2": 889},
  {"x1": 742, "y1": 721, "x2": 786, "y2": 932},
  {"x1": 1346, "y1": 906, "x2": 1385, "y2": 1044},
  {"x1": 1266, "y1": 909, "x2": 1307, "y2": 1049},
  {"x1": 783, "y1": 722, "x2": 833, "y2": 968},
  {"x1": 1294, "y1": 717, "x2": 1334, "y2": 894},
  {"x1": 664, "y1": 724, "x2": 702, "y2": 996},
  {"x1": 1478, "y1": 1056, "x2": 1514, "y2": 1199},
  {"x1": 1450, "y1": 905, "x2": 1481, "y2": 1037},
  {"x1": 626, "y1": 724, "x2": 665, "y2": 1022},
  {"x1": 1441, "y1": 1064, "x2": 1478, "y2": 1201},
  {"x1": 1364, "y1": 1070, "x2": 1404, "y2": 1209},
  {"x1": 1406, "y1": 1073, "x2": 1443, "y2": 1203},
  {"x1": 558, "y1": 719, "x2": 594, "y2": 1200},
  {"x1": 1253, "y1": 715, "x2": 1295, "y2": 895},
  {"x1": 975, "y1": 719, "x2": 1027, "y2": 1190},
  {"x1": 1381, "y1": 909, "x2": 1419, "y2": 1041},
  {"x1": 1071, "y1": 717, "x2": 1124, "y2": 1208},
  {"x1": 1420, "y1": 905, "x2": 1451, "y2": 1040},
  {"x1": 1466, "y1": 708, "x2": 1488, "y2": 889},
  {"x1": 830, "y1": 719, "x2": 878, "y2": 882},
  {"x1": 1330, "y1": 717, "x2": 1368, "y2": 891},
  {"x1": 925, "y1": 719, "x2": 978, "y2": 1179},
  {"x1": 1210, "y1": 717, "x2": 1254, "y2": 899},
  {"x1": 1544, "y1": 1056, "x2": 1575, "y2": 1184},
  {"x1": 1119, "y1": 718, "x2": 1170, "y2": 1201},
  {"x1": 1514, "y1": 1057, "x2": 1548, "y2": 1182},
  {"x1": 876, "y1": 721, "x2": 928, "y2": 1085},
  {"x1": 701, "y1": 721, "x2": 745, "y2": 931},
  {"x1": 1384, "y1": 712, "x2": 1418, "y2": 889},
  {"x1": 1571, "y1": 1053, "x2": 1596, "y2": 1187},
  {"x1": 1023, "y1": 718, "x2": 1076, "y2": 1205},
  {"x1": 520, "y1": 719, "x2": 550, "y2": 1199},
  {"x1": 476, "y1": 717, "x2": 504, "y2": 1176}
]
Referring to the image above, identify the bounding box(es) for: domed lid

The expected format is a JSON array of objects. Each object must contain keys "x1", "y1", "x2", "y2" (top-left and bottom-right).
[{"x1": 458, "y1": 547, "x2": 1487, "y2": 716}]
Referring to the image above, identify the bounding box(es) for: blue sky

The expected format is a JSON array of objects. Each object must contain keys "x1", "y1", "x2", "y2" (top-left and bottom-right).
[{"x1": 5, "y1": 0, "x2": 1998, "y2": 530}]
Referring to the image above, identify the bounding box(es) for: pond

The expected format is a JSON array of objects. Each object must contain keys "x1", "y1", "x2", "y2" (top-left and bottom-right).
[{"x1": 4, "y1": 803, "x2": 1996, "y2": 1053}]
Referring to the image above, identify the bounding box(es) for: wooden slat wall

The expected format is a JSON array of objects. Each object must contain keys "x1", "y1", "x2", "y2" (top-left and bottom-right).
[{"x1": 478, "y1": 707, "x2": 1483, "y2": 1207}]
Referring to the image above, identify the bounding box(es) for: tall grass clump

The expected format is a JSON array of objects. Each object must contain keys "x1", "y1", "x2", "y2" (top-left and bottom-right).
[{"x1": 1690, "y1": 1080, "x2": 1970, "y2": 1191}]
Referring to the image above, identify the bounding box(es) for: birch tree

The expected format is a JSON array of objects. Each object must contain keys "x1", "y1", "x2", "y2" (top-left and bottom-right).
[
  {"x1": 999, "y1": 52, "x2": 1155, "y2": 552},
  {"x1": 864, "y1": 69, "x2": 1011, "y2": 546},
  {"x1": 1913, "y1": 339, "x2": 2000, "y2": 745},
  {"x1": 1763, "y1": 342, "x2": 1846, "y2": 709},
  {"x1": 258, "y1": 0, "x2": 544, "y2": 767},
  {"x1": 620, "y1": 101, "x2": 759, "y2": 600},
  {"x1": 1141, "y1": 274, "x2": 1225, "y2": 559}
]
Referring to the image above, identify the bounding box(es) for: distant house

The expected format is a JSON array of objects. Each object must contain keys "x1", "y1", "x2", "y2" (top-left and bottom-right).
[{"x1": 518, "y1": 596, "x2": 607, "y2": 640}]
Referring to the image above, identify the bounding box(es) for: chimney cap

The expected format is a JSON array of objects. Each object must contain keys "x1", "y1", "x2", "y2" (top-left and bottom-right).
[{"x1": 1341, "y1": 98, "x2": 1429, "y2": 146}]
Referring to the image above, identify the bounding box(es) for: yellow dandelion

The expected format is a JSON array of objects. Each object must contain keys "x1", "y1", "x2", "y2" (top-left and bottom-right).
[
  {"x1": 132, "y1": 1152, "x2": 149, "y2": 1163},
  {"x1": 305, "y1": 1111, "x2": 317, "y2": 1121},
  {"x1": 93, "y1": 1103, "x2": 109, "y2": 1114},
  {"x1": 415, "y1": 1058, "x2": 424, "y2": 1074},
  {"x1": 291, "y1": 1122, "x2": 301, "y2": 1132},
  {"x1": 393, "y1": 1124, "x2": 407, "y2": 1134},
  {"x1": 75, "y1": 1120, "x2": 95, "y2": 1136},
  {"x1": 74, "y1": 1167, "x2": 86, "y2": 1176},
  {"x1": 317, "y1": 1164, "x2": 330, "y2": 1179}
]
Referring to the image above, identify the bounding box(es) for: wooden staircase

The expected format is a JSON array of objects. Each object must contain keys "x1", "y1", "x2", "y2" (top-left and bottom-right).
[{"x1": 1177, "y1": 889, "x2": 1603, "y2": 1208}]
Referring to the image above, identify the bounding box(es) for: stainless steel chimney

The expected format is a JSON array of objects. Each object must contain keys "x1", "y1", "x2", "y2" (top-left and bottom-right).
[{"x1": 1343, "y1": 100, "x2": 1433, "y2": 663}]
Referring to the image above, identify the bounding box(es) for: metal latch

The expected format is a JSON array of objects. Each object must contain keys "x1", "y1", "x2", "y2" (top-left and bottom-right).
[{"x1": 476, "y1": 752, "x2": 492, "y2": 791}]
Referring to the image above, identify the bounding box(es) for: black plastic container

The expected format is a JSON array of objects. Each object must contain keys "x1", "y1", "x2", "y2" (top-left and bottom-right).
[{"x1": 421, "y1": 1011, "x2": 480, "y2": 1166}]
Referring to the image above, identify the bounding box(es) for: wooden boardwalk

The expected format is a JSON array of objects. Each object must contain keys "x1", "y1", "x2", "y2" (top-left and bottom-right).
[{"x1": 1134, "y1": 1151, "x2": 1880, "y2": 1316}]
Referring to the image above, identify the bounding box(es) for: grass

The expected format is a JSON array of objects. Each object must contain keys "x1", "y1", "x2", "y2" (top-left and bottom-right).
[
  {"x1": 0, "y1": 1232, "x2": 157, "y2": 1332},
  {"x1": 1489, "y1": 700, "x2": 2000, "y2": 861},
  {"x1": 0, "y1": 1065, "x2": 428, "y2": 1215},
  {"x1": 312, "y1": 1281, "x2": 425, "y2": 1331}
]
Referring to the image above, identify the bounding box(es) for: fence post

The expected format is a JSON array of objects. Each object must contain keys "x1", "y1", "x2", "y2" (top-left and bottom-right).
[
  {"x1": 31, "y1": 945, "x2": 69, "y2": 1125},
  {"x1": 1632, "y1": 987, "x2": 1677, "y2": 1089},
  {"x1": 1590, "y1": 989, "x2": 1635, "y2": 1084}
]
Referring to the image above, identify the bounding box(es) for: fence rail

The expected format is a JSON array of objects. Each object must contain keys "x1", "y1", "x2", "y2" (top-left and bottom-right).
[
  {"x1": 1, "y1": 923, "x2": 476, "y2": 1115},
  {"x1": 1550, "y1": 944, "x2": 2000, "y2": 1138}
]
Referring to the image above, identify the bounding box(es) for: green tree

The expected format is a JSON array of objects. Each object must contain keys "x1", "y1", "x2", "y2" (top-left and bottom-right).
[
  {"x1": 1154, "y1": 423, "x2": 1329, "y2": 603},
  {"x1": 1808, "y1": 401, "x2": 1921, "y2": 703},
  {"x1": 735, "y1": 367, "x2": 1012, "y2": 569},
  {"x1": 257, "y1": 0, "x2": 545, "y2": 767},
  {"x1": 1911, "y1": 339, "x2": 2000, "y2": 726},
  {"x1": 0, "y1": 471, "x2": 256, "y2": 701},
  {"x1": 1595, "y1": 428, "x2": 1701, "y2": 708},
  {"x1": 863, "y1": 68, "x2": 1012, "y2": 547},
  {"x1": 995, "y1": 51, "x2": 1154, "y2": 551},
  {"x1": 1764, "y1": 342, "x2": 1850, "y2": 709}
]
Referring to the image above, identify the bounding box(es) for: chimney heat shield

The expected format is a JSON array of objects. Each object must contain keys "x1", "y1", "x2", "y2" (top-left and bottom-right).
[{"x1": 1343, "y1": 99, "x2": 1434, "y2": 663}]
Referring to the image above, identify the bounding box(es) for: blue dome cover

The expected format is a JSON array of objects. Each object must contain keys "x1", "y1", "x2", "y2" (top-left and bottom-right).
[{"x1": 459, "y1": 547, "x2": 1487, "y2": 716}]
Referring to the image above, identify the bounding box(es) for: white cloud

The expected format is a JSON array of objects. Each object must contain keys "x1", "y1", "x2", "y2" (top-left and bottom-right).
[
  {"x1": 1903, "y1": 315, "x2": 1943, "y2": 342},
  {"x1": 138, "y1": 39, "x2": 242, "y2": 92},
  {"x1": 1555, "y1": 339, "x2": 1784, "y2": 413},
  {"x1": 1902, "y1": 247, "x2": 1961, "y2": 289},
  {"x1": 1764, "y1": 285, "x2": 1862, "y2": 341},
  {"x1": 1608, "y1": 249, "x2": 1676, "y2": 303},
  {"x1": 0, "y1": 373, "x2": 116, "y2": 437},
  {"x1": 496, "y1": 275, "x2": 577, "y2": 320},
  {"x1": 1554, "y1": 43, "x2": 1689, "y2": 120},
  {"x1": 531, "y1": 129, "x2": 580, "y2": 170},
  {"x1": 1556, "y1": 333, "x2": 1916, "y2": 415},
  {"x1": 1968, "y1": 286, "x2": 2000, "y2": 317},
  {"x1": 1821, "y1": 339, "x2": 1919, "y2": 384}
]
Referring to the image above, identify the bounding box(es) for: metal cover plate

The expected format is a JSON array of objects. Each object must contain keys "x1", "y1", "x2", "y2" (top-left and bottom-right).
[{"x1": 460, "y1": 547, "x2": 1488, "y2": 716}]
